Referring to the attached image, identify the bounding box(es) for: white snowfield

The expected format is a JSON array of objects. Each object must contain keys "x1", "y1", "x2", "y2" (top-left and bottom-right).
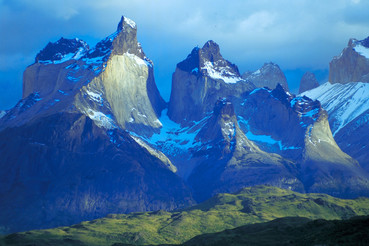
[
  {"x1": 354, "y1": 44, "x2": 369, "y2": 59},
  {"x1": 301, "y1": 82, "x2": 369, "y2": 136},
  {"x1": 123, "y1": 17, "x2": 136, "y2": 29},
  {"x1": 201, "y1": 61, "x2": 242, "y2": 84}
]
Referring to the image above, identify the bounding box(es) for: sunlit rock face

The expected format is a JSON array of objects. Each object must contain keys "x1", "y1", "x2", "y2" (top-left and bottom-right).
[
  {"x1": 0, "y1": 16, "x2": 191, "y2": 234},
  {"x1": 242, "y1": 62, "x2": 289, "y2": 91},
  {"x1": 329, "y1": 37, "x2": 369, "y2": 84},
  {"x1": 302, "y1": 81, "x2": 369, "y2": 172},
  {"x1": 21, "y1": 16, "x2": 165, "y2": 136}
]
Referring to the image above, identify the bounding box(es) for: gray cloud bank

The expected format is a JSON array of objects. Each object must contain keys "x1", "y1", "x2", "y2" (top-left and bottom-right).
[{"x1": 1, "y1": 0, "x2": 369, "y2": 109}]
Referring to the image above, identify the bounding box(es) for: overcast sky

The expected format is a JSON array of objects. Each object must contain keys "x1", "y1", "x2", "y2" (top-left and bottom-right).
[{"x1": 1, "y1": 0, "x2": 369, "y2": 109}]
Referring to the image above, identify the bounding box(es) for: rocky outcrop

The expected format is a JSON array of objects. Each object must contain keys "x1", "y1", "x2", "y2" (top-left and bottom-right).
[
  {"x1": 20, "y1": 16, "x2": 165, "y2": 136},
  {"x1": 0, "y1": 16, "x2": 183, "y2": 234},
  {"x1": 242, "y1": 62, "x2": 289, "y2": 91},
  {"x1": 235, "y1": 84, "x2": 369, "y2": 198},
  {"x1": 329, "y1": 37, "x2": 369, "y2": 84},
  {"x1": 299, "y1": 71, "x2": 319, "y2": 94},
  {"x1": 302, "y1": 82, "x2": 369, "y2": 172},
  {"x1": 188, "y1": 99, "x2": 303, "y2": 201},
  {"x1": 168, "y1": 40, "x2": 254, "y2": 124}
]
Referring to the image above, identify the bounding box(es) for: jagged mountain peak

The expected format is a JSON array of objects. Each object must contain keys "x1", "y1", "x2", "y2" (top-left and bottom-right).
[
  {"x1": 117, "y1": 16, "x2": 137, "y2": 32},
  {"x1": 168, "y1": 40, "x2": 254, "y2": 124},
  {"x1": 200, "y1": 40, "x2": 222, "y2": 63},
  {"x1": 348, "y1": 36, "x2": 369, "y2": 49},
  {"x1": 196, "y1": 98, "x2": 238, "y2": 144},
  {"x1": 329, "y1": 35, "x2": 369, "y2": 84},
  {"x1": 35, "y1": 37, "x2": 89, "y2": 64},
  {"x1": 11, "y1": 15, "x2": 165, "y2": 136},
  {"x1": 176, "y1": 40, "x2": 241, "y2": 83},
  {"x1": 242, "y1": 62, "x2": 289, "y2": 91},
  {"x1": 271, "y1": 83, "x2": 292, "y2": 104},
  {"x1": 299, "y1": 71, "x2": 319, "y2": 94}
]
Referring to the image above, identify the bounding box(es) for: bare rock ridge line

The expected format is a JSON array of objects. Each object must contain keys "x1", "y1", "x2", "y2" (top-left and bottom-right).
[
  {"x1": 0, "y1": 15, "x2": 190, "y2": 234},
  {"x1": 302, "y1": 35, "x2": 369, "y2": 171},
  {"x1": 19, "y1": 16, "x2": 165, "y2": 136},
  {"x1": 329, "y1": 36, "x2": 369, "y2": 84},
  {"x1": 242, "y1": 62, "x2": 289, "y2": 91}
]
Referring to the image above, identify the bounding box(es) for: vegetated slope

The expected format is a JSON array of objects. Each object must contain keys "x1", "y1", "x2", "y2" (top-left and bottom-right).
[
  {"x1": 183, "y1": 216, "x2": 369, "y2": 246},
  {"x1": 1, "y1": 186, "x2": 369, "y2": 246}
]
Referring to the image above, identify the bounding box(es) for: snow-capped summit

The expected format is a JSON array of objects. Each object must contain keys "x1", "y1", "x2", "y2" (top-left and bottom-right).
[
  {"x1": 117, "y1": 16, "x2": 136, "y2": 31},
  {"x1": 168, "y1": 40, "x2": 254, "y2": 124},
  {"x1": 351, "y1": 36, "x2": 369, "y2": 58},
  {"x1": 35, "y1": 37, "x2": 89, "y2": 64},
  {"x1": 14, "y1": 15, "x2": 166, "y2": 136},
  {"x1": 177, "y1": 40, "x2": 242, "y2": 84},
  {"x1": 329, "y1": 36, "x2": 369, "y2": 84},
  {"x1": 242, "y1": 62, "x2": 289, "y2": 91},
  {"x1": 0, "y1": 15, "x2": 188, "y2": 234}
]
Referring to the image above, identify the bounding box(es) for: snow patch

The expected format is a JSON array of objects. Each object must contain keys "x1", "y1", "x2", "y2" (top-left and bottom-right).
[
  {"x1": 86, "y1": 90, "x2": 103, "y2": 104},
  {"x1": 202, "y1": 61, "x2": 242, "y2": 84},
  {"x1": 354, "y1": 44, "x2": 369, "y2": 59},
  {"x1": 124, "y1": 17, "x2": 136, "y2": 29},
  {"x1": 302, "y1": 82, "x2": 369, "y2": 135},
  {"x1": 238, "y1": 116, "x2": 301, "y2": 150},
  {"x1": 86, "y1": 109, "x2": 116, "y2": 129},
  {"x1": 132, "y1": 109, "x2": 208, "y2": 157},
  {"x1": 253, "y1": 69, "x2": 261, "y2": 75}
]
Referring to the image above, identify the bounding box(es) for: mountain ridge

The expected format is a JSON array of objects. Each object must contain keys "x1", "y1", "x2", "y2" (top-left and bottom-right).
[{"x1": 1, "y1": 16, "x2": 369, "y2": 236}]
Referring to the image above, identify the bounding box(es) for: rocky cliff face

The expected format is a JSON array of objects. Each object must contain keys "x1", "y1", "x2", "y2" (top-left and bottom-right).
[
  {"x1": 242, "y1": 62, "x2": 289, "y2": 91},
  {"x1": 302, "y1": 82, "x2": 369, "y2": 172},
  {"x1": 187, "y1": 99, "x2": 303, "y2": 201},
  {"x1": 299, "y1": 71, "x2": 319, "y2": 94},
  {"x1": 167, "y1": 41, "x2": 254, "y2": 124},
  {"x1": 329, "y1": 37, "x2": 369, "y2": 84},
  {"x1": 235, "y1": 85, "x2": 369, "y2": 197},
  {"x1": 0, "y1": 16, "x2": 190, "y2": 234},
  {"x1": 20, "y1": 16, "x2": 165, "y2": 136}
]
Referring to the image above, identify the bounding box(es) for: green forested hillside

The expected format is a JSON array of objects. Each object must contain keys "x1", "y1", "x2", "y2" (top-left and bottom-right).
[{"x1": 1, "y1": 186, "x2": 369, "y2": 246}]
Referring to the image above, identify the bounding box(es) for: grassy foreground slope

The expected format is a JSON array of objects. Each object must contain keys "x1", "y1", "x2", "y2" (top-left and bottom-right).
[{"x1": 1, "y1": 186, "x2": 369, "y2": 246}]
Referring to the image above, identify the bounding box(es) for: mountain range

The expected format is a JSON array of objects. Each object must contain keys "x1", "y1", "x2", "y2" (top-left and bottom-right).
[{"x1": 0, "y1": 16, "x2": 369, "y2": 235}]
